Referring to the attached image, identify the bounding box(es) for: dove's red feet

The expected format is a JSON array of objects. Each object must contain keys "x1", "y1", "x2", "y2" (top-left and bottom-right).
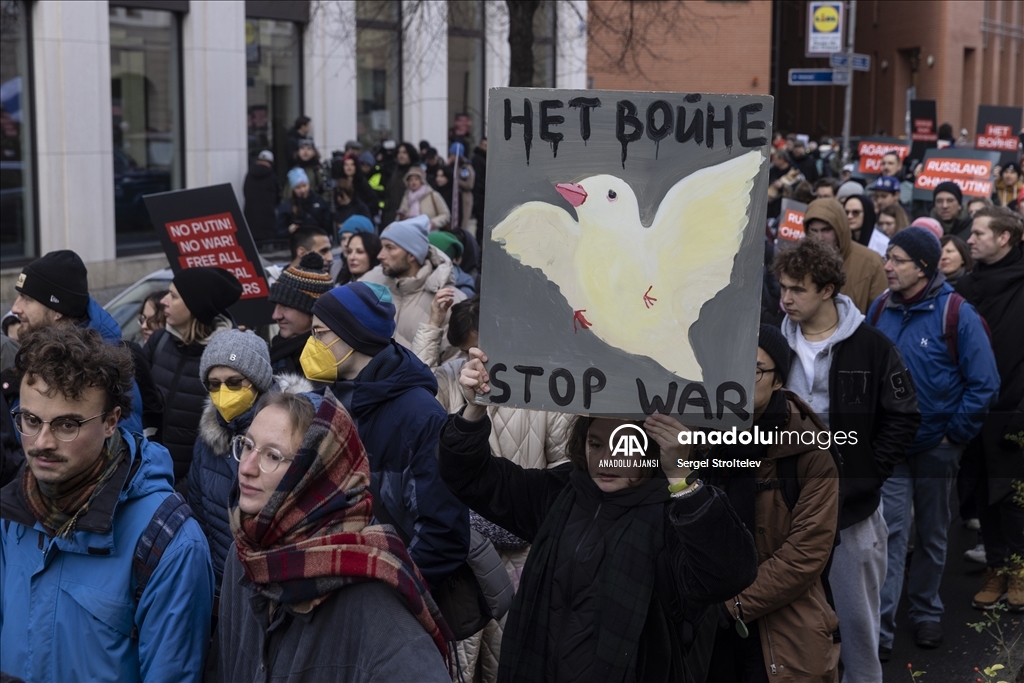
[
  {"x1": 643, "y1": 286, "x2": 657, "y2": 309},
  {"x1": 573, "y1": 310, "x2": 592, "y2": 333}
]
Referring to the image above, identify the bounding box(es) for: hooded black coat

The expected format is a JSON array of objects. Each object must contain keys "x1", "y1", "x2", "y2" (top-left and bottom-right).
[{"x1": 243, "y1": 161, "x2": 281, "y2": 245}]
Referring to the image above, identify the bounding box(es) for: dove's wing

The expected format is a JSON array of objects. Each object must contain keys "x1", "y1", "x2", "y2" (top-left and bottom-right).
[
  {"x1": 491, "y1": 201, "x2": 584, "y2": 306},
  {"x1": 650, "y1": 150, "x2": 763, "y2": 313}
]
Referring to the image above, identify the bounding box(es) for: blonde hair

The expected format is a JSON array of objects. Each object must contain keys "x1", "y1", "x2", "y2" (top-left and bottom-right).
[{"x1": 178, "y1": 317, "x2": 216, "y2": 345}]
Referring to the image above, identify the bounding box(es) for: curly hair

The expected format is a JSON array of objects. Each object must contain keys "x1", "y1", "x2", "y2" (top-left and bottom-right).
[
  {"x1": 14, "y1": 325, "x2": 135, "y2": 417},
  {"x1": 565, "y1": 415, "x2": 661, "y2": 477},
  {"x1": 772, "y1": 237, "x2": 847, "y2": 297}
]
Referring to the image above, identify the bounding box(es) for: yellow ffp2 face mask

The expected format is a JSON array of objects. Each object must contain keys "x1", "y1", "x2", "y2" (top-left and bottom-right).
[
  {"x1": 299, "y1": 335, "x2": 353, "y2": 383},
  {"x1": 210, "y1": 385, "x2": 257, "y2": 423}
]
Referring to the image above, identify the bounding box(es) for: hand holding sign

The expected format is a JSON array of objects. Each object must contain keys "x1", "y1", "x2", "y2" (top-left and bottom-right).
[{"x1": 459, "y1": 347, "x2": 490, "y2": 422}]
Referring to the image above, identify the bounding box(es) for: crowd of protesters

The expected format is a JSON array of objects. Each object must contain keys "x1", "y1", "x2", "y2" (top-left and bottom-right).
[{"x1": 0, "y1": 114, "x2": 1022, "y2": 683}]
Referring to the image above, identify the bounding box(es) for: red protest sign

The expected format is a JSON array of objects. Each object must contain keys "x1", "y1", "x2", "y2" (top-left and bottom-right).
[
  {"x1": 777, "y1": 199, "x2": 806, "y2": 243},
  {"x1": 165, "y1": 212, "x2": 268, "y2": 299},
  {"x1": 911, "y1": 118, "x2": 937, "y2": 143},
  {"x1": 858, "y1": 140, "x2": 909, "y2": 175},
  {"x1": 976, "y1": 124, "x2": 1018, "y2": 152},
  {"x1": 914, "y1": 157, "x2": 993, "y2": 197}
]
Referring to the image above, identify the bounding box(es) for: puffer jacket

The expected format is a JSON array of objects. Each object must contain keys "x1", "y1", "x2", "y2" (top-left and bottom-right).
[
  {"x1": 142, "y1": 317, "x2": 233, "y2": 487},
  {"x1": 803, "y1": 199, "x2": 887, "y2": 314},
  {"x1": 187, "y1": 374, "x2": 313, "y2": 588},
  {"x1": 360, "y1": 245, "x2": 467, "y2": 358},
  {"x1": 718, "y1": 392, "x2": 841, "y2": 682},
  {"x1": 0, "y1": 429, "x2": 214, "y2": 683}
]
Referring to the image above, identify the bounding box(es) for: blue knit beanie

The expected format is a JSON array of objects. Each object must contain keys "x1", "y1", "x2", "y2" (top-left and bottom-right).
[
  {"x1": 339, "y1": 215, "x2": 375, "y2": 236},
  {"x1": 380, "y1": 214, "x2": 430, "y2": 265},
  {"x1": 888, "y1": 227, "x2": 942, "y2": 278},
  {"x1": 288, "y1": 167, "x2": 310, "y2": 187},
  {"x1": 312, "y1": 282, "x2": 396, "y2": 356}
]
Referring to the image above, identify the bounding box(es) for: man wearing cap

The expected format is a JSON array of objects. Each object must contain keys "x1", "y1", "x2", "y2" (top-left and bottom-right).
[
  {"x1": 362, "y1": 215, "x2": 467, "y2": 358},
  {"x1": 302, "y1": 282, "x2": 470, "y2": 590},
  {"x1": 870, "y1": 176, "x2": 905, "y2": 214},
  {"x1": 8, "y1": 250, "x2": 156, "y2": 436},
  {"x1": 428, "y1": 231, "x2": 475, "y2": 298},
  {"x1": 268, "y1": 252, "x2": 334, "y2": 375},
  {"x1": 932, "y1": 181, "x2": 972, "y2": 240},
  {"x1": 243, "y1": 149, "x2": 280, "y2": 248},
  {"x1": 775, "y1": 238, "x2": 919, "y2": 675},
  {"x1": 802, "y1": 198, "x2": 887, "y2": 314},
  {"x1": 869, "y1": 227, "x2": 999, "y2": 652}
]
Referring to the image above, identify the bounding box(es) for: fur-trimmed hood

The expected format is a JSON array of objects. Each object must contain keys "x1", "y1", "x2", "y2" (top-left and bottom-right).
[{"x1": 198, "y1": 373, "x2": 315, "y2": 453}]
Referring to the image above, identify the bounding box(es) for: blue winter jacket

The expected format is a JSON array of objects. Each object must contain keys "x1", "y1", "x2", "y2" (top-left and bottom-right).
[
  {"x1": 0, "y1": 429, "x2": 214, "y2": 683},
  {"x1": 868, "y1": 277, "x2": 1000, "y2": 453},
  {"x1": 86, "y1": 298, "x2": 145, "y2": 434},
  {"x1": 330, "y1": 341, "x2": 470, "y2": 589}
]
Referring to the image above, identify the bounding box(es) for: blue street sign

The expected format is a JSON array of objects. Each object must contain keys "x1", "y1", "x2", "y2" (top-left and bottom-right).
[
  {"x1": 829, "y1": 53, "x2": 871, "y2": 71},
  {"x1": 789, "y1": 68, "x2": 839, "y2": 85}
]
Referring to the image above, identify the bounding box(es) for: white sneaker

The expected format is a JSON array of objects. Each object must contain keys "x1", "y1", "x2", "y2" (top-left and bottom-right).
[
  {"x1": 965, "y1": 543, "x2": 987, "y2": 564},
  {"x1": 965, "y1": 518, "x2": 981, "y2": 531}
]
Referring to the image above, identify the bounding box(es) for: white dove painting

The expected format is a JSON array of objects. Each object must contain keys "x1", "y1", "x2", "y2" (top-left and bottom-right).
[{"x1": 491, "y1": 150, "x2": 764, "y2": 381}]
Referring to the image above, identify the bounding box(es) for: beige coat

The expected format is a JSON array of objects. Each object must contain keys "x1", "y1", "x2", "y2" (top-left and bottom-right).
[
  {"x1": 359, "y1": 246, "x2": 466, "y2": 358},
  {"x1": 398, "y1": 187, "x2": 450, "y2": 230},
  {"x1": 804, "y1": 198, "x2": 887, "y2": 314}
]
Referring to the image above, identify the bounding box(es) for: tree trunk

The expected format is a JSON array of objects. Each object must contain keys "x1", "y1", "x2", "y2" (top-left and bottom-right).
[{"x1": 507, "y1": 0, "x2": 541, "y2": 87}]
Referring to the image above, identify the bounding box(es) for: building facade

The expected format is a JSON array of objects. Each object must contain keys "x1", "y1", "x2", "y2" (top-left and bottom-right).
[{"x1": 0, "y1": 0, "x2": 586, "y2": 301}]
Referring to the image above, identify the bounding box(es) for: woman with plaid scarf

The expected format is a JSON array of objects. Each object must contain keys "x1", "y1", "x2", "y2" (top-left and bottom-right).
[
  {"x1": 207, "y1": 390, "x2": 452, "y2": 683},
  {"x1": 438, "y1": 349, "x2": 760, "y2": 683}
]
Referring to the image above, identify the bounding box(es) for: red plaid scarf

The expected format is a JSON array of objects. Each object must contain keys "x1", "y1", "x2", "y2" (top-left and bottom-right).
[{"x1": 230, "y1": 390, "x2": 451, "y2": 665}]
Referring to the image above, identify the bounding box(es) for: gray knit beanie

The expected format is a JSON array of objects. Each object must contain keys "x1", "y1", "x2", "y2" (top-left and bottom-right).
[{"x1": 199, "y1": 329, "x2": 274, "y2": 393}]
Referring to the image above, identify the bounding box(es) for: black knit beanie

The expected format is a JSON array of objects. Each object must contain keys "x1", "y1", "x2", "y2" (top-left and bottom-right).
[
  {"x1": 172, "y1": 267, "x2": 243, "y2": 325},
  {"x1": 15, "y1": 250, "x2": 90, "y2": 318},
  {"x1": 933, "y1": 181, "x2": 963, "y2": 206},
  {"x1": 758, "y1": 323, "x2": 792, "y2": 385},
  {"x1": 888, "y1": 227, "x2": 942, "y2": 278}
]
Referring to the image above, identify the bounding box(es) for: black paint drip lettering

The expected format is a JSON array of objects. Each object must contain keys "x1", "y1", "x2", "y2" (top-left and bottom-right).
[
  {"x1": 706, "y1": 103, "x2": 733, "y2": 149},
  {"x1": 549, "y1": 369, "x2": 575, "y2": 406},
  {"x1": 513, "y1": 365, "x2": 544, "y2": 403},
  {"x1": 675, "y1": 106, "x2": 704, "y2": 146},
  {"x1": 678, "y1": 383, "x2": 713, "y2": 420},
  {"x1": 616, "y1": 100, "x2": 643, "y2": 169},
  {"x1": 684, "y1": 93, "x2": 702, "y2": 103},
  {"x1": 716, "y1": 382, "x2": 749, "y2": 421},
  {"x1": 568, "y1": 97, "x2": 601, "y2": 144},
  {"x1": 539, "y1": 100, "x2": 565, "y2": 158},
  {"x1": 504, "y1": 98, "x2": 533, "y2": 164},
  {"x1": 646, "y1": 100, "x2": 674, "y2": 159},
  {"x1": 636, "y1": 379, "x2": 678, "y2": 415},
  {"x1": 582, "y1": 368, "x2": 606, "y2": 409},
  {"x1": 488, "y1": 364, "x2": 510, "y2": 404},
  {"x1": 738, "y1": 103, "x2": 768, "y2": 148}
]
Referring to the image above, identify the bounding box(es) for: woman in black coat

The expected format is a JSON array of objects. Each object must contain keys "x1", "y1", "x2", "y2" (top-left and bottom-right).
[
  {"x1": 439, "y1": 348, "x2": 759, "y2": 683},
  {"x1": 143, "y1": 267, "x2": 241, "y2": 493}
]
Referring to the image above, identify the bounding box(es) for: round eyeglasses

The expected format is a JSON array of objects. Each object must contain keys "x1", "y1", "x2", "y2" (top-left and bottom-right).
[
  {"x1": 231, "y1": 435, "x2": 295, "y2": 473},
  {"x1": 11, "y1": 410, "x2": 108, "y2": 442}
]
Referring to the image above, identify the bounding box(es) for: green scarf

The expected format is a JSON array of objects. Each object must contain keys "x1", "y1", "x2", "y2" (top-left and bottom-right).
[
  {"x1": 498, "y1": 470, "x2": 667, "y2": 683},
  {"x1": 23, "y1": 430, "x2": 126, "y2": 538}
]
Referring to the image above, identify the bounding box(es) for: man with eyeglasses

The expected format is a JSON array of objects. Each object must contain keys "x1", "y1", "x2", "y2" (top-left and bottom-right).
[
  {"x1": 869, "y1": 227, "x2": 999, "y2": 654},
  {"x1": 5, "y1": 249, "x2": 161, "y2": 438},
  {"x1": 300, "y1": 281, "x2": 470, "y2": 591},
  {"x1": 774, "y1": 237, "x2": 919, "y2": 676},
  {"x1": 931, "y1": 181, "x2": 973, "y2": 240},
  {"x1": 0, "y1": 324, "x2": 213, "y2": 683}
]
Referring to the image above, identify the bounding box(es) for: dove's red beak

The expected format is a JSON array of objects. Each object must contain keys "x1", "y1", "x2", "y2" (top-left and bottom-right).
[{"x1": 555, "y1": 183, "x2": 587, "y2": 207}]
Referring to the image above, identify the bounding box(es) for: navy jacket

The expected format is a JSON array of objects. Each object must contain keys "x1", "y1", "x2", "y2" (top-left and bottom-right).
[{"x1": 330, "y1": 342, "x2": 470, "y2": 589}]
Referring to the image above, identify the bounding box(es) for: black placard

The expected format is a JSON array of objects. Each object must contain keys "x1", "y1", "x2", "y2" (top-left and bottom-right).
[
  {"x1": 143, "y1": 184, "x2": 273, "y2": 328},
  {"x1": 909, "y1": 99, "x2": 937, "y2": 162},
  {"x1": 975, "y1": 105, "x2": 1023, "y2": 167}
]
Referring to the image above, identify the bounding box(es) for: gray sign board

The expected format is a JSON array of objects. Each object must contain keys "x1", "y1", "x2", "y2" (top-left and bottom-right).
[{"x1": 477, "y1": 88, "x2": 774, "y2": 429}]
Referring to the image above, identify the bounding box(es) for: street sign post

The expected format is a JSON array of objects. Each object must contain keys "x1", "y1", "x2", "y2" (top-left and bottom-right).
[
  {"x1": 832, "y1": 67, "x2": 851, "y2": 85},
  {"x1": 829, "y1": 52, "x2": 870, "y2": 71}
]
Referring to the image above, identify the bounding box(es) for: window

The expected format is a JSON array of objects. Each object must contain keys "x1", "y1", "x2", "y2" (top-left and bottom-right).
[
  {"x1": 448, "y1": 1, "x2": 485, "y2": 149},
  {"x1": 356, "y1": 1, "x2": 401, "y2": 148},
  {"x1": 246, "y1": 19, "x2": 301, "y2": 178},
  {"x1": 110, "y1": 7, "x2": 183, "y2": 252},
  {"x1": 533, "y1": 0, "x2": 556, "y2": 88},
  {"x1": 0, "y1": 0, "x2": 35, "y2": 263}
]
